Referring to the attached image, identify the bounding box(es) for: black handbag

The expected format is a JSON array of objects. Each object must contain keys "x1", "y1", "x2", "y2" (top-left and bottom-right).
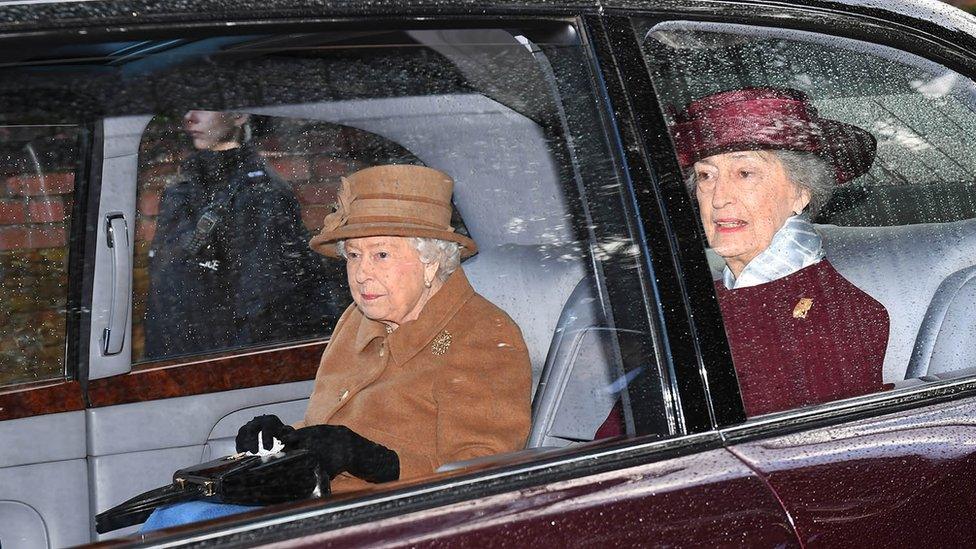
[{"x1": 95, "y1": 449, "x2": 322, "y2": 534}]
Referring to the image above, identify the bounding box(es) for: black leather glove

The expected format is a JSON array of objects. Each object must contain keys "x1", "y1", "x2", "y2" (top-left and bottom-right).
[
  {"x1": 281, "y1": 425, "x2": 400, "y2": 483},
  {"x1": 235, "y1": 414, "x2": 295, "y2": 453}
]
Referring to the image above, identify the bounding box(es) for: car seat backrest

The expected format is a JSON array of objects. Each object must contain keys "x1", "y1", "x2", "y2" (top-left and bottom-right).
[
  {"x1": 817, "y1": 219, "x2": 976, "y2": 381},
  {"x1": 527, "y1": 277, "x2": 619, "y2": 448},
  {"x1": 909, "y1": 265, "x2": 976, "y2": 377},
  {"x1": 463, "y1": 244, "x2": 590, "y2": 390},
  {"x1": 466, "y1": 245, "x2": 624, "y2": 449}
]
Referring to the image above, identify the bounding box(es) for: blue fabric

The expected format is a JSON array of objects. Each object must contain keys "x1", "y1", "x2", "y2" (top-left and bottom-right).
[
  {"x1": 140, "y1": 501, "x2": 262, "y2": 532},
  {"x1": 723, "y1": 214, "x2": 825, "y2": 289}
]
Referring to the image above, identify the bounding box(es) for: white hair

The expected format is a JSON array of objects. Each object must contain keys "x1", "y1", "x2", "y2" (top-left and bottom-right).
[
  {"x1": 684, "y1": 150, "x2": 835, "y2": 217},
  {"x1": 409, "y1": 237, "x2": 461, "y2": 281},
  {"x1": 335, "y1": 237, "x2": 461, "y2": 282}
]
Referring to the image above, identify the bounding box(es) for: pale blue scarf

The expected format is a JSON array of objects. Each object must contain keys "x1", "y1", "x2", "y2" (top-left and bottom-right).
[{"x1": 722, "y1": 215, "x2": 825, "y2": 290}]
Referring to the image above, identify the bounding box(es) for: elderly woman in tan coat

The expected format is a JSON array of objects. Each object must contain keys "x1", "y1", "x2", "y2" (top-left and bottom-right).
[
  {"x1": 235, "y1": 164, "x2": 532, "y2": 493},
  {"x1": 136, "y1": 164, "x2": 530, "y2": 530}
]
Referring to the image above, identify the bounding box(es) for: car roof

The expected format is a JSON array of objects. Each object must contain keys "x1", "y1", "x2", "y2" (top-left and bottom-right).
[
  {"x1": 0, "y1": 0, "x2": 974, "y2": 84},
  {"x1": 0, "y1": 0, "x2": 971, "y2": 31}
]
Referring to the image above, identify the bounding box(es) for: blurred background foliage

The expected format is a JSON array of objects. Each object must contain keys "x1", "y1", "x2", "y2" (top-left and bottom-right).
[{"x1": 945, "y1": 0, "x2": 976, "y2": 14}]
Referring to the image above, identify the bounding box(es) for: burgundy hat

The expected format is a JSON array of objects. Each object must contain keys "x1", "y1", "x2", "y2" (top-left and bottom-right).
[{"x1": 670, "y1": 87, "x2": 876, "y2": 184}]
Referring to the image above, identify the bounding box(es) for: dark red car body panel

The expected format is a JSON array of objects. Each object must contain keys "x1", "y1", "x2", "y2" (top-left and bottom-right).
[
  {"x1": 731, "y1": 396, "x2": 976, "y2": 547},
  {"x1": 271, "y1": 449, "x2": 799, "y2": 548}
]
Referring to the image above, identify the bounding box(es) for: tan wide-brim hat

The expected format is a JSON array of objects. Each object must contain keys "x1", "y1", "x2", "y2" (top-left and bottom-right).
[{"x1": 309, "y1": 164, "x2": 478, "y2": 258}]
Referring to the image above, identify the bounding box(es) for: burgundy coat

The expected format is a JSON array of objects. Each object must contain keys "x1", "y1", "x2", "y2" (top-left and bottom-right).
[
  {"x1": 596, "y1": 259, "x2": 890, "y2": 436},
  {"x1": 714, "y1": 259, "x2": 889, "y2": 417}
]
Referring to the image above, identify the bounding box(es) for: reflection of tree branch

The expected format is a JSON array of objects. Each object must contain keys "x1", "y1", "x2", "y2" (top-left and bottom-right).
[
  {"x1": 929, "y1": 100, "x2": 976, "y2": 178},
  {"x1": 872, "y1": 98, "x2": 969, "y2": 179},
  {"x1": 872, "y1": 155, "x2": 911, "y2": 186},
  {"x1": 592, "y1": 237, "x2": 640, "y2": 262}
]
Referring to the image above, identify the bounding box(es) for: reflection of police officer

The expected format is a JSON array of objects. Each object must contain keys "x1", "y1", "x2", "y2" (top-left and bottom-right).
[{"x1": 144, "y1": 111, "x2": 344, "y2": 360}]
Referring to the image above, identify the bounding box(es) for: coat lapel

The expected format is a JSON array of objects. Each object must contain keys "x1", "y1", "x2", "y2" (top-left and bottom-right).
[
  {"x1": 314, "y1": 311, "x2": 389, "y2": 422},
  {"x1": 388, "y1": 269, "x2": 474, "y2": 367}
]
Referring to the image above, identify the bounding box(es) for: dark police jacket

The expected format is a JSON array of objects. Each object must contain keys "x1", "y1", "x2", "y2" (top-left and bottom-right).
[{"x1": 144, "y1": 145, "x2": 345, "y2": 359}]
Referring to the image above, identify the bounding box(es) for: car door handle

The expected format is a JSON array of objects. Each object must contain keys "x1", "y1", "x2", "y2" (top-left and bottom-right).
[{"x1": 102, "y1": 213, "x2": 130, "y2": 356}]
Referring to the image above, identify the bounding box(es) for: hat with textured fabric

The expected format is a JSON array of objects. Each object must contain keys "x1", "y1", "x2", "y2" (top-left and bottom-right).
[
  {"x1": 310, "y1": 164, "x2": 477, "y2": 258},
  {"x1": 670, "y1": 87, "x2": 876, "y2": 184}
]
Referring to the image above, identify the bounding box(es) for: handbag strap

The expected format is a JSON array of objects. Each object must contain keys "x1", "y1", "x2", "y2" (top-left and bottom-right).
[{"x1": 94, "y1": 482, "x2": 197, "y2": 534}]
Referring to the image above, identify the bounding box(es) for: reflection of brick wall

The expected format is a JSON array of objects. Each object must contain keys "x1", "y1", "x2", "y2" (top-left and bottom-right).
[
  {"x1": 0, "y1": 118, "x2": 414, "y2": 382},
  {"x1": 0, "y1": 127, "x2": 78, "y2": 386}
]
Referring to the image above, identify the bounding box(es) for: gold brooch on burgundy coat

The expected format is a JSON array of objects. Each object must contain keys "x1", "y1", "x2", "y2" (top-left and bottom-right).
[{"x1": 793, "y1": 298, "x2": 814, "y2": 319}]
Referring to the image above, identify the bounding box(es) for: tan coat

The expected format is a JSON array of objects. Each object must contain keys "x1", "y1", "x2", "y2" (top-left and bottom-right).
[{"x1": 296, "y1": 268, "x2": 531, "y2": 493}]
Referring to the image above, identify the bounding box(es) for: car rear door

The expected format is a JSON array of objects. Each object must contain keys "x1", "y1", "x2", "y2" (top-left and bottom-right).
[
  {"x1": 0, "y1": 4, "x2": 796, "y2": 546},
  {"x1": 614, "y1": 1, "x2": 976, "y2": 546},
  {"x1": 87, "y1": 10, "x2": 799, "y2": 547},
  {"x1": 82, "y1": 88, "x2": 340, "y2": 541},
  {"x1": 0, "y1": 124, "x2": 91, "y2": 548}
]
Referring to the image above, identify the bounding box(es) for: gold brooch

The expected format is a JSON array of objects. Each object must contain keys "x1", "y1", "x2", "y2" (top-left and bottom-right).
[
  {"x1": 431, "y1": 331, "x2": 452, "y2": 356},
  {"x1": 792, "y1": 297, "x2": 814, "y2": 319}
]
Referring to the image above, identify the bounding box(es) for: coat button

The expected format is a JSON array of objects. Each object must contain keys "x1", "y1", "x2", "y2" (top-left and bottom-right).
[
  {"x1": 338, "y1": 389, "x2": 349, "y2": 402},
  {"x1": 379, "y1": 345, "x2": 386, "y2": 357}
]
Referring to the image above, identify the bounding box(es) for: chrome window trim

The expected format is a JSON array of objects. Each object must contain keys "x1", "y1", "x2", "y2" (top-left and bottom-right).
[{"x1": 720, "y1": 373, "x2": 976, "y2": 443}]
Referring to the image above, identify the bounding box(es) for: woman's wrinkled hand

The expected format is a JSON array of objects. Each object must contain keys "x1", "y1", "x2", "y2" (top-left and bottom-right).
[
  {"x1": 282, "y1": 425, "x2": 400, "y2": 483},
  {"x1": 235, "y1": 414, "x2": 295, "y2": 454}
]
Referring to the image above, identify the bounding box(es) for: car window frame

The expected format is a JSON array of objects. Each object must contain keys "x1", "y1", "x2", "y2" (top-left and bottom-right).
[
  {"x1": 18, "y1": 13, "x2": 739, "y2": 545},
  {"x1": 602, "y1": 1, "x2": 976, "y2": 443},
  {"x1": 0, "y1": 121, "x2": 97, "y2": 420}
]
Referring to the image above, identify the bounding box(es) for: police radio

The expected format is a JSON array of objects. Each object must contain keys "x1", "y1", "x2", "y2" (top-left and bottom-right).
[{"x1": 184, "y1": 208, "x2": 221, "y2": 256}]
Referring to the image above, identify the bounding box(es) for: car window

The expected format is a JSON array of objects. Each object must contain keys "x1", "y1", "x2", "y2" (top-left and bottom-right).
[
  {"x1": 95, "y1": 27, "x2": 668, "y2": 444},
  {"x1": 0, "y1": 125, "x2": 83, "y2": 388},
  {"x1": 132, "y1": 115, "x2": 444, "y2": 363},
  {"x1": 643, "y1": 21, "x2": 976, "y2": 227},
  {"x1": 1, "y1": 23, "x2": 676, "y2": 539},
  {"x1": 637, "y1": 19, "x2": 976, "y2": 417}
]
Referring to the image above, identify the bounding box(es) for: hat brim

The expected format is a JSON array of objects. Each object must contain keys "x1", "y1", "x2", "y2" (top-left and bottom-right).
[
  {"x1": 817, "y1": 119, "x2": 877, "y2": 184},
  {"x1": 673, "y1": 116, "x2": 876, "y2": 185},
  {"x1": 310, "y1": 223, "x2": 478, "y2": 258}
]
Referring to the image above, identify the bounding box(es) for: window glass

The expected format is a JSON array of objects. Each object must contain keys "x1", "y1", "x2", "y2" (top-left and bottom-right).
[
  {"x1": 643, "y1": 21, "x2": 976, "y2": 226},
  {"x1": 95, "y1": 27, "x2": 668, "y2": 444},
  {"x1": 4, "y1": 24, "x2": 670, "y2": 531},
  {"x1": 638, "y1": 20, "x2": 976, "y2": 417},
  {"x1": 0, "y1": 125, "x2": 81, "y2": 387},
  {"x1": 132, "y1": 115, "x2": 434, "y2": 362}
]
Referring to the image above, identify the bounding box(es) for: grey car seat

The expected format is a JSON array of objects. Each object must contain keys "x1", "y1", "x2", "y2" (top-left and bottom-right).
[
  {"x1": 464, "y1": 244, "x2": 589, "y2": 384},
  {"x1": 438, "y1": 249, "x2": 615, "y2": 471},
  {"x1": 527, "y1": 277, "x2": 620, "y2": 448},
  {"x1": 818, "y1": 219, "x2": 976, "y2": 381},
  {"x1": 436, "y1": 274, "x2": 621, "y2": 472},
  {"x1": 908, "y1": 265, "x2": 976, "y2": 377}
]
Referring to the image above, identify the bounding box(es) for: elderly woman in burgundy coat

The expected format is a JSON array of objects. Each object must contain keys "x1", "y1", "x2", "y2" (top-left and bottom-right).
[
  {"x1": 141, "y1": 164, "x2": 531, "y2": 529},
  {"x1": 596, "y1": 87, "x2": 887, "y2": 435},
  {"x1": 671, "y1": 87, "x2": 888, "y2": 417}
]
